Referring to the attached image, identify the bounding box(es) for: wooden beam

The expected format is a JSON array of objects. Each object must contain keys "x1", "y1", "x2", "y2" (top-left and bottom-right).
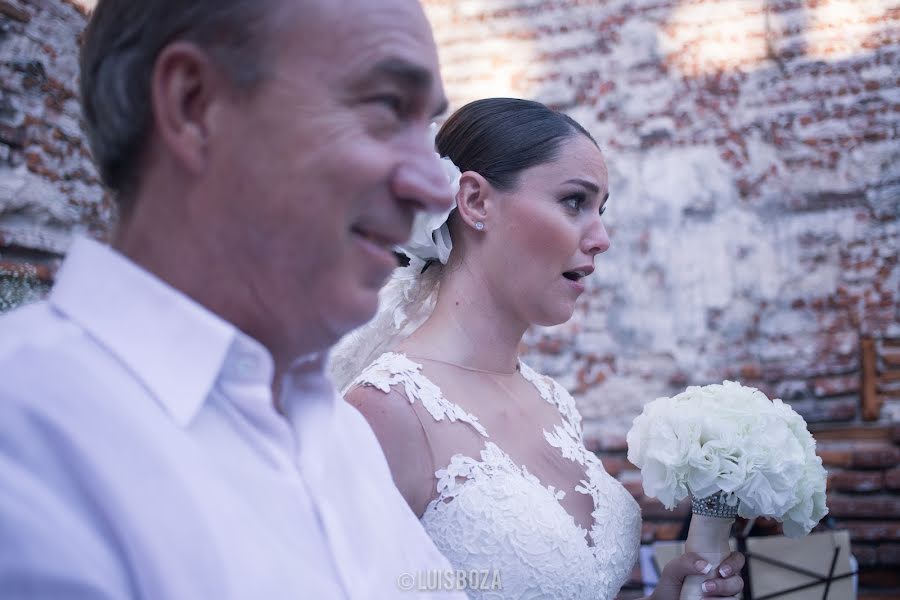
[{"x1": 861, "y1": 337, "x2": 881, "y2": 421}]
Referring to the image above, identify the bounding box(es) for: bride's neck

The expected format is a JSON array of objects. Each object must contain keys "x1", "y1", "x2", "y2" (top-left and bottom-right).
[{"x1": 404, "y1": 264, "x2": 527, "y2": 374}]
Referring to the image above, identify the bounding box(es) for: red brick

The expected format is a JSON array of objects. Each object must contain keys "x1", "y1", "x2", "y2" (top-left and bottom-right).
[
  {"x1": 652, "y1": 521, "x2": 683, "y2": 542},
  {"x1": 640, "y1": 521, "x2": 653, "y2": 543},
  {"x1": 820, "y1": 399, "x2": 859, "y2": 422},
  {"x1": 620, "y1": 477, "x2": 643, "y2": 499},
  {"x1": 0, "y1": 1, "x2": 31, "y2": 23},
  {"x1": 812, "y1": 373, "x2": 859, "y2": 397},
  {"x1": 639, "y1": 496, "x2": 690, "y2": 519},
  {"x1": 596, "y1": 455, "x2": 634, "y2": 478},
  {"x1": 853, "y1": 447, "x2": 900, "y2": 469},
  {"x1": 827, "y1": 495, "x2": 900, "y2": 519},
  {"x1": 852, "y1": 543, "x2": 879, "y2": 567},
  {"x1": 794, "y1": 398, "x2": 859, "y2": 423},
  {"x1": 628, "y1": 562, "x2": 641, "y2": 581},
  {"x1": 592, "y1": 433, "x2": 627, "y2": 452},
  {"x1": 641, "y1": 519, "x2": 683, "y2": 544},
  {"x1": 842, "y1": 521, "x2": 900, "y2": 542},
  {"x1": 885, "y1": 467, "x2": 900, "y2": 491},
  {"x1": 739, "y1": 363, "x2": 762, "y2": 380},
  {"x1": 820, "y1": 443, "x2": 900, "y2": 469},
  {"x1": 819, "y1": 444, "x2": 854, "y2": 468},
  {"x1": 883, "y1": 350, "x2": 900, "y2": 368},
  {"x1": 828, "y1": 469, "x2": 884, "y2": 492},
  {"x1": 535, "y1": 337, "x2": 564, "y2": 354},
  {"x1": 890, "y1": 425, "x2": 900, "y2": 444},
  {"x1": 858, "y1": 568, "x2": 900, "y2": 589},
  {"x1": 584, "y1": 431, "x2": 625, "y2": 453},
  {"x1": 877, "y1": 543, "x2": 900, "y2": 566}
]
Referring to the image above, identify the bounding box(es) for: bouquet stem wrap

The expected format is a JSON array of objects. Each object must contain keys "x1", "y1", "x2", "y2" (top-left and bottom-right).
[{"x1": 680, "y1": 494, "x2": 737, "y2": 600}]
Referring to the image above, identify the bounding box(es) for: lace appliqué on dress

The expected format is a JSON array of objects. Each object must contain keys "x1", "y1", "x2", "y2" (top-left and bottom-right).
[
  {"x1": 351, "y1": 352, "x2": 488, "y2": 438},
  {"x1": 353, "y1": 353, "x2": 641, "y2": 600}
]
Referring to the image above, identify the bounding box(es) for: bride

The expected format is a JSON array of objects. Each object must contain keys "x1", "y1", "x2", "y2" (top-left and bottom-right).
[{"x1": 335, "y1": 98, "x2": 744, "y2": 599}]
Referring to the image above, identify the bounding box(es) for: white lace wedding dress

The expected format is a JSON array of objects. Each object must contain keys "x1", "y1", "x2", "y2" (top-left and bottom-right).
[{"x1": 350, "y1": 352, "x2": 641, "y2": 599}]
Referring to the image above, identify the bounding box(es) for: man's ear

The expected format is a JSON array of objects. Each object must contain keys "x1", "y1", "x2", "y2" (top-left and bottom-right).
[
  {"x1": 150, "y1": 41, "x2": 226, "y2": 176},
  {"x1": 455, "y1": 171, "x2": 494, "y2": 230}
]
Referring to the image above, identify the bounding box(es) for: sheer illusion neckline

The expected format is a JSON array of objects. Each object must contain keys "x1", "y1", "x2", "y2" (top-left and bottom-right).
[
  {"x1": 407, "y1": 354, "x2": 521, "y2": 376},
  {"x1": 350, "y1": 351, "x2": 643, "y2": 600}
]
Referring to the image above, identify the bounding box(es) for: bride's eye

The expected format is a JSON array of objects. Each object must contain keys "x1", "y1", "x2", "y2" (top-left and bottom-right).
[{"x1": 562, "y1": 194, "x2": 586, "y2": 211}]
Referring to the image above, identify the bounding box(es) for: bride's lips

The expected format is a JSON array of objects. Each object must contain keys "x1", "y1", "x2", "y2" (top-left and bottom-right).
[
  {"x1": 561, "y1": 265, "x2": 594, "y2": 294},
  {"x1": 563, "y1": 276, "x2": 586, "y2": 294}
]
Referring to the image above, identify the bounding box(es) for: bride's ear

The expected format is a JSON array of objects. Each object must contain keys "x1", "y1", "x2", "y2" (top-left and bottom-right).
[{"x1": 456, "y1": 171, "x2": 492, "y2": 231}]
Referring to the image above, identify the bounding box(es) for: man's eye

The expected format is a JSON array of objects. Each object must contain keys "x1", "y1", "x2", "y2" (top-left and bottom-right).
[{"x1": 371, "y1": 95, "x2": 404, "y2": 115}]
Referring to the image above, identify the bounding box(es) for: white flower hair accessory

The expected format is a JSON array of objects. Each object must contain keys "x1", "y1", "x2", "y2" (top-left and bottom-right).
[{"x1": 398, "y1": 123, "x2": 462, "y2": 265}]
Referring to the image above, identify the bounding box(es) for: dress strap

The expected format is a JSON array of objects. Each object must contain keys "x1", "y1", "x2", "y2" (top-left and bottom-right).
[
  {"x1": 350, "y1": 352, "x2": 490, "y2": 438},
  {"x1": 519, "y1": 361, "x2": 583, "y2": 436}
]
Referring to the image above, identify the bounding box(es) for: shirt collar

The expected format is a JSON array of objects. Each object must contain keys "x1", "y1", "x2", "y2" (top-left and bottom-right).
[{"x1": 49, "y1": 235, "x2": 272, "y2": 427}]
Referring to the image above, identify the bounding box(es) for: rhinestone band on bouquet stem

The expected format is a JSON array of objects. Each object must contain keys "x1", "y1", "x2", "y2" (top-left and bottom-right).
[{"x1": 691, "y1": 494, "x2": 739, "y2": 519}]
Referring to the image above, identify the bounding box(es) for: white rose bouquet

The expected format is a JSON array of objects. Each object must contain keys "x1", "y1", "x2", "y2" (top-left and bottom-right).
[{"x1": 626, "y1": 381, "x2": 828, "y2": 600}]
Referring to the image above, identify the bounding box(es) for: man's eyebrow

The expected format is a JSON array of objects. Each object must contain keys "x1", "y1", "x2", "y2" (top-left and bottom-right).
[
  {"x1": 563, "y1": 178, "x2": 601, "y2": 194},
  {"x1": 366, "y1": 57, "x2": 448, "y2": 117},
  {"x1": 371, "y1": 57, "x2": 433, "y2": 89}
]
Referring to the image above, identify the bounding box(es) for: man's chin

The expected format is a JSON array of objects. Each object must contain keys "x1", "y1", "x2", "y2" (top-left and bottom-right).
[{"x1": 323, "y1": 292, "x2": 381, "y2": 341}]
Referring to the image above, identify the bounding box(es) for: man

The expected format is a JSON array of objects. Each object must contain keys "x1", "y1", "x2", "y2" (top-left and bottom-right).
[{"x1": 0, "y1": 0, "x2": 465, "y2": 597}]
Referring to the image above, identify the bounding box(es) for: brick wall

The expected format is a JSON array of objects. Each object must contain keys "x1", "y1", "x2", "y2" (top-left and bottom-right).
[
  {"x1": 0, "y1": 0, "x2": 105, "y2": 311},
  {"x1": 1, "y1": 0, "x2": 898, "y2": 597},
  {"x1": 421, "y1": 0, "x2": 899, "y2": 597}
]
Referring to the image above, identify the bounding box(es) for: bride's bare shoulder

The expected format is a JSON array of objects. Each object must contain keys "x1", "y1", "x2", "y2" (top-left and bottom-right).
[{"x1": 344, "y1": 379, "x2": 435, "y2": 516}]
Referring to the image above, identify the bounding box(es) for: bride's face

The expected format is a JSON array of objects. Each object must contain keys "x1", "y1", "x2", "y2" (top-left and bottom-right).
[{"x1": 487, "y1": 134, "x2": 610, "y2": 326}]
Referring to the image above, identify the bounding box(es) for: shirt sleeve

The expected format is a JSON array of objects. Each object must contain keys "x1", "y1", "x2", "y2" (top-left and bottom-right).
[{"x1": 0, "y1": 406, "x2": 132, "y2": 599}]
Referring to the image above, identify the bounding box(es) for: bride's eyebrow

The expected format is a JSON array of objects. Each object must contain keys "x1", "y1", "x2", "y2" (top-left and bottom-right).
[{"x1": 562, "y1": 178, "x2": 600, "y2": 194}]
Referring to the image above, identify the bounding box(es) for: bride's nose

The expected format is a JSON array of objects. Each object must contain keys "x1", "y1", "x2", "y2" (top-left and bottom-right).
[{"x1": 582, "y1": 217, "x2": 610, "y2": 256}]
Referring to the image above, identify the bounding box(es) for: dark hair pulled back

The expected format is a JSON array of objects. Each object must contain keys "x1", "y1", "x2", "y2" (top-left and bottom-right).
[{"x1": 435, "y1": 98, "x2": 598, "y2": 191}]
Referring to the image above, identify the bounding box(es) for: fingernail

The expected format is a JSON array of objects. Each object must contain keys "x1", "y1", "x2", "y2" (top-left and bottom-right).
[
  {"x1": 702, "y1": 581, "x2": 716, "y2": 593},
  {"x1": 695, "y1": 560, "x2": 712, "y2": 574},
  {"x1": 719, "y1": 564, "x2": 733, "y2": 577}
]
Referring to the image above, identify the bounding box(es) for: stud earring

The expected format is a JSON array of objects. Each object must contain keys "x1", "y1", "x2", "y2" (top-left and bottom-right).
[{"x1": 475, "y1": 221, "x2": 485, "y2": 231}]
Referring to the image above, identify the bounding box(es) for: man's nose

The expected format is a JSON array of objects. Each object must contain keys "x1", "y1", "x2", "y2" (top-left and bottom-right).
[{"x1": 391, "y1": 144, "x2": 456, "y2": 214}]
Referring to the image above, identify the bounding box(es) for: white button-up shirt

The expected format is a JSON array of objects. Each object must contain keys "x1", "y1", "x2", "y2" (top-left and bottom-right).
[{"x1": 0, "y1": 237, "x2": 463, "y2": 599}]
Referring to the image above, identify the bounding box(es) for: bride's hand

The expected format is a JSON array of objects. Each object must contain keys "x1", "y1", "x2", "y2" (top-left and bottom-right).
[{"x1": 649, "y1": 551, "x2": 745, "y2": 600}]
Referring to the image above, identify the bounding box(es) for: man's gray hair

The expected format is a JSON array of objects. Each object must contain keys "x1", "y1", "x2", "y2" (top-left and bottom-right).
[{"x1": 79, "y1": 0, "x2": 282, "y2": 207}]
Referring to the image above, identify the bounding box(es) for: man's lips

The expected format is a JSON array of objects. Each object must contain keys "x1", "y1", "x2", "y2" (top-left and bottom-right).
[
  {"x1": 350, "y1": 223, "x2": 410, "y2": 273},
  {"x1": 350, "y1": 222, "x2": 409, "y2": 250}
]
